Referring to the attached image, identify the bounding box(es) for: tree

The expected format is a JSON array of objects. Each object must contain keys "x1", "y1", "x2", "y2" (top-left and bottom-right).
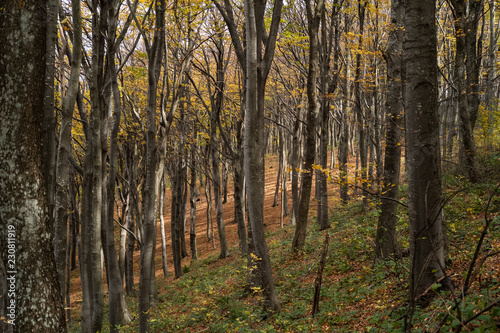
[
  {"x1": 354, "y1": 0, "x2": 368, "y2": 205},
  {"x1": 80, "y1": 1, "x2": 108, "y2": 330},
  {"x1": 404, "y1": 0, "x2": 447, "y2": 308},
  {"x1": 316, "y1": 0, "x2": 340, "y2": 231},
  {"x1": 449, "y1": 0, "x2": 483, "y2": 183},
  {"x1": 103, "y1": 0, "x2": 133, "y2": 329},
  {"x1": 54, "y1": 0, "x2": 82, "y2": 313},
  {"x1": 375, "y1": 0, "x2": 404, "y2": 261},
  {"x1": 244, "y1": 0, "x2": 283, "y2": 313},
  {"x1": 0, "y1": 0, "x2": 67, "y2": 331},
  {"x1": 291, "y1": 0, "x2": 326, "y2": 253},
  {"x1": 138, "y1": 0, "x2": 165, "y2": 330}
]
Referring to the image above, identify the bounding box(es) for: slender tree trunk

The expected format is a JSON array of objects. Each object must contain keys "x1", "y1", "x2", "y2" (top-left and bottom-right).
[
  {"x1": 139, "y1": 1, "x2": 165, "y2": 330},
  {"x1": 80, "y1": 2, "x2": 107, "y2": 330},
  {"x1": 209, "y1": 34, "x2": 229, "y2": 259},
  {"x1": 124, "y1": 141, "x2": 138, "y2": 295},
  {"x1": 450, "y1": 0, "x2": 481, "y2": 182},
  {"x1": 234, "y1": 115, "x2": 248, "y2": 255},
  {"x1": 54, "y1": 0, "x2": 82, "y2": 306},
  {"x1": 180, "y1": 169, "x2": 189, "y2": 259},
  {"x1": 355, "y1": 1, "x2": 368, "y2": 205},
  {"x1": 339, "y1": 15, "x2": 350, "y2": 205},
  {"x1": 290, "y1": 95, "x2": 304, "y2": 225},
  {"x1": 159, "y1": 175, "x2": 169, "y2": 275},
  {"x1": 222, "y1": 159, "x2": 229, "y2": 204},
  {"x1": 204, "y1": 174, "x2": 214, "y2": 243},
  {"x1": 273, "y1": 125, "x2": 284, "y2": 207},
  {"x1": 170, "y1": 162, "x2": 185, "y2": 278},
  {"x1": 105, "y1": 2, "x2": 132, "y2": 329},
  {"x1": 291, "y1": 0, "x2": 325, "y2": 252},
  {"x1": 189, "y1": 151, "x2": 199, "y2": 260},
  {"x1": 484, "y1": 0, "x2": 498, "y2": 149},
  {"x1": 375, "y1": 0, "x2": 403, "y2": 262},
  {"x1": 212, "y1": 146, "x2": 229, "y2": 258},
  {"x1": 244, "y1": 0, "x2": 283, "y2": 313},
  {"x1": 317, "y1": 4, "x2": 338, "y2": 230}
]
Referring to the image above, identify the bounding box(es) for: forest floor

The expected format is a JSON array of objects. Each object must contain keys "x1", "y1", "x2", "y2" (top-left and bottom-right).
[{"x1": 68, "y1": 152, "x2": 500, "y2": 332}]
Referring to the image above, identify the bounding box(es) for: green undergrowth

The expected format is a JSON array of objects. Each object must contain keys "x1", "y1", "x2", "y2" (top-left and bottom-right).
[{"x1": 79, "y1": 154, "x2": 500, "y2": 332}]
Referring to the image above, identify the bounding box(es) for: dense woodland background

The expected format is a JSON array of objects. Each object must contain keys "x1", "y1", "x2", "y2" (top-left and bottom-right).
[{"x1": 0, "y1": 0, "x2": 499, "y2": 332}]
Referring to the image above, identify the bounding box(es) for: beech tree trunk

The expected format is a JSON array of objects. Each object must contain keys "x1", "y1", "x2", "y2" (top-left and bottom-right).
[
  {"x1": 234, "y1": 115, "x2": 248, "y2": 255},
  {"x1": 404, "y1": 0, "x2": 447, "y2": 305},
  {"x1": 290, "y1": 97, "x2": 304, "y2": 225},
  {"x1": 339, "y1": 14, "x2": 351, "y2": 206},
  {"x1": 189, "y1": 150, "x2": 199, "y2": 260},
  {"x1": 0, "y1": 1, "x2": 67, "y2": 330},
  {"x1": 450, "y1": 0, "x2": 482, "y2": 182},
  {"x1": 209, "y1": 33, "x2": 229, "y2": 259},
  {"x1": 139, "y1": 0, "x2": 165, "y2": 330},
  {"x1": 291, "y1": 0, "x2": 325, "y2": 253},
  {"x1": 54, "y1": 0, "x2": 82, "y2": 308},
  {"x1": 104, "y1": 1, "x2": 132, "y2": 329},
  {"x1": 159, "y1": 176, "x2": 169, "y2": 275},
  {"x1": 375, "y1": 0, "x2": 403, "y2": 262},
  {"x1": 80, "y1": 1, "x2": 108, "y2": 330},
  {"x1": 244, "y1": 0, "x2": 283, "y2": 313},
  {"x1": 354, "y1": 1, "x2": 368, "y2": 205}
]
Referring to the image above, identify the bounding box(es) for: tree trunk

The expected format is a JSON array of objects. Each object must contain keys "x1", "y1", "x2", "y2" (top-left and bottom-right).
[
  {"x1": 54, "y1": 0, "x2": 82, "y2": 307},
  {"x1": 159, "y1": 175, "x2": 169, "y2": 275},
  {"x1": 339, "y1": 15, "x2": 350, "y2": 206},
  {"x1": 124, "y1": 141, "x2": 138, "y2": 295},
  {"x1": 189, "y1": 150, "x2": 199, "y2": 260},
  {"x1": 104, "y1": 2, "x2": 132, "y2": 329},
  {"x1": 290, "y1": 93, "x2": 305, "y2": 225},
  {"x1": 170, "y1": 161, "x2": 185, "y2": 278},
  {"x1": 291, "y1": 0, "x2": 325, "y2": 253},
  {"x1": 484, "y1": 0, "x2": 498, "y2": 149},
  {"x1": 204, "y1": 173, "x2": 214, "y2": 243},
  {"x1": 139, "y1": 0, "x2": 165, "y2": 330},
  {"x1": 80, "y1": 2, "x2": 108, "y2": 330},
  {"x1": 0, "y1": 1, "x2": 67, "y2": 329},
  {"x1": 234, "y1": 115, "x2": 248, "y2": 255},
  {"x1": 354, "y1": 1, "x2": 368, "y2": 205},
  {"x1": 450, "y1": 0, "x2": 481, "y2": 182},
  {"x1": 244, "y1": 0, "x2": 283, "y2": 313},
  {"x1": 209, "y1": 33, "x2": 229, "y2": 259},
  {"x1": 375, "y1": 0, "x2": 403, "y2": 262},
  {"x1": 404, "y1": 0, "x2": 446, "y2": 306},
  {"x1": 212, "y1": 143, "x2": 229, "y2": 258},
  {"x1": 273, "y1": 125, "x2": 284, "y2": 207}
]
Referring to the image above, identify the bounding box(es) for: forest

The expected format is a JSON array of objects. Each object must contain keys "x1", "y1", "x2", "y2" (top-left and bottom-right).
[{"x1": 0, "y1": 0, "x2": 499, "y2": 331}]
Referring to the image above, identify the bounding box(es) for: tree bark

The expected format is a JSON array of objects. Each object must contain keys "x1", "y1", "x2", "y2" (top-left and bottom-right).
[
  {"x1": 0, "y1": 1, "x2": 67, "y2": 330},
  {"x1": 244, "y1": 0, "x2": 283, "y2": 313},
  {"x1": 139, "y1": 0, "x2": 165, "y2": 330},
  {"x1": 354, "y1": 0, "x2": 368, "y2": 205},
  {"x1": 291, "y1": 0, "x2": 325, "y2": 253},
  {"x1": 104, "y1": 1, "x2": 131, "y2": 329},
  {"x1": 189, "y1": 151, "x2": 199, "y2": 260},
  {"x1": 450, "y1": 0, "x2": 481, "y2": 182},
  {"x1": 375, "y1": 0, "x2": 403, "y2": 262},
  {"x1": 158, "y1": 175, "x2": 169, "y2": 276},
  {"x1": 404, "y1": 0, "x2": 447, "y2": 305},
  {"x1": 54, "y1": 0, "x2": 82, "y2": 307}
]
